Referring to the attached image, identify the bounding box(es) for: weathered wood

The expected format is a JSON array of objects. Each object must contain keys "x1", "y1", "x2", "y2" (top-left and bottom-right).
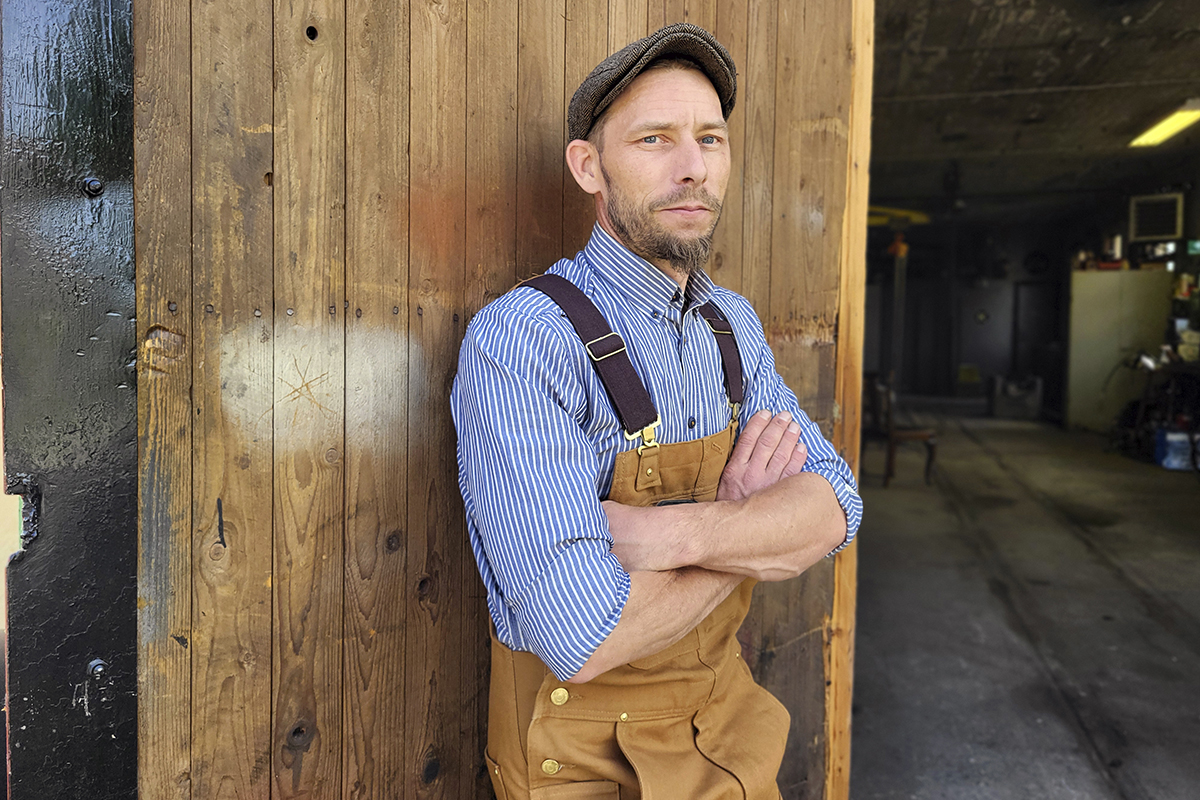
[
  {"x1": 666, "y1": 0, "x2": 715, "y2": 29},
  {"x1": 463, "y1": 0, "x2": 522, "y2": 794},
  {"x1": 749, "y1": 0, "x2": 858, "y2": 795},
  {"x1": 739, "y1": 0, "x2": 777, "y2": 316},
  {"x1": 134, "y1": 0, "x2": 191, "y2": 794},
  {"x1": 563, "y1": 0, "x2": 610, "y2": 255},
  {"x1": 344, "y1": 0, "x2": 410, "y2": 796},
  {"x1": 516, "y1": 0, "x2": 566, "y2": 274},
  {"x1": 406, "y1": 1, "x2": 468, "y2": 797},
  {"x1": 271, "y1": 2, "x2": 346, "y2": 796},
  {"x1": 826, "y1": 0, "x2": 874, "y2": 796},
  {"x1": 608, "y1": 0, "x2": 649, "y2": 50},
  {"x1": 710, "y1": 0, "x2": 748, "y2": 294},
  {"x1": 189, "y1": 0, "x2": 275, "y2": 795}
]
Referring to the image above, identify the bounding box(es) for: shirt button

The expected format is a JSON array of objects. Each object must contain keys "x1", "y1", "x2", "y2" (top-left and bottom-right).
[
  {"x1": 619, "y1": 712, "x2": 629, "y2": 722},
  {"x1": 688, "y1": 417, "x2": 696, "y2": 429},
  {"x1": 550, "y1": 687, "x2": 569, "y2": 706},
  {"x1": 542, "y1": 759, "x2": 561, "y2": 775}
]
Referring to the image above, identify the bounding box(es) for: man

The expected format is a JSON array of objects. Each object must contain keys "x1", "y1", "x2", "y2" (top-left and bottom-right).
[{"x1": 451, "y1": 23, "x2": 863, "y2": 799}]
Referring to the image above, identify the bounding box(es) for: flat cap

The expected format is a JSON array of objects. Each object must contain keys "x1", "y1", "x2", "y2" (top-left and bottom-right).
[{"x1": 567, "y1": 23, "x2": 737, "y2": 143}]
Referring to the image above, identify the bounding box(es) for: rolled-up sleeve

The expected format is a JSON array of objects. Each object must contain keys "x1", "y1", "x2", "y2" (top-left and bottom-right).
[
  {"x1": 729, "y1": 298, "x2": 864, "y2": 553},
  {"x1": 452, "y1": 303, "x2": 629, "y2": 680}
]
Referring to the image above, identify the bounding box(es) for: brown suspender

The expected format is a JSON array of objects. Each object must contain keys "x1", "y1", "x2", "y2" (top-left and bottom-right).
[{"x1": 522, "y1": 274, "x2": 744, "y2": 442}]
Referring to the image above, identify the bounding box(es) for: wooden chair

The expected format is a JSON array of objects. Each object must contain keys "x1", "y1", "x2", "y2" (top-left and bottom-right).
[{"x1": 862, "y1": 373, "x2": 937, "y2": 487}]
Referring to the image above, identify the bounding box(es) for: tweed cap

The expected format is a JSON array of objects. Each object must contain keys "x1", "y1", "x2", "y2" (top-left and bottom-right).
[{"x1": 567, "y1": 23, "x2": 737, "y2": 142}]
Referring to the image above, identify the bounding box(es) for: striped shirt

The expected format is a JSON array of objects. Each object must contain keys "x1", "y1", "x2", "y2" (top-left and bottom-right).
[{"x1": 451, "y1": 224, "x2": 862, "y2": 680}]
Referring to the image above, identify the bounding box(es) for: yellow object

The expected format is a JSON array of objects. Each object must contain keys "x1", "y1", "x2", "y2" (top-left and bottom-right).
[
  {"x1": 550, "y1": 687, "x2": 569, "y2": 706},
  {"x1": 1130, "y1": 100, "x2": 1200, "y2": 147},
  {"x1": 541, "y1": 759, "x2": 561, "y2": 775},
  {"x1": 868, "y1": 206, "x2": 931, "y2": 227},
  {"x1": 619, "y1": 712, "x2": 629, "y2": 722}
]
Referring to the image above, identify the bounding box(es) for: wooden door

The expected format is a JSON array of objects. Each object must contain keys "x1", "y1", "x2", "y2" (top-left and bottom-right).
[{"x1": 134, "y1": 1, "x2": 872, "y2": 798}]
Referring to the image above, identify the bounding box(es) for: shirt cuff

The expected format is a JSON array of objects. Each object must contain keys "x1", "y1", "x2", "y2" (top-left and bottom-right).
[
  {"x1": 804, "y1": 465, "x2": 863, "y2": 557},
  {"x1": 507, "y1": 543, "x2": 631, "y2": 681}
]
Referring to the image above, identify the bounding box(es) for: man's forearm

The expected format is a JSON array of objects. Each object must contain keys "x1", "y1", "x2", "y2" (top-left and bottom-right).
[
  {"x1": 568, "y1": 567, "x2": 741, "y2": 684},
  {"x1": 607, "y1": 472, "x2": 848, "y2": 582}
]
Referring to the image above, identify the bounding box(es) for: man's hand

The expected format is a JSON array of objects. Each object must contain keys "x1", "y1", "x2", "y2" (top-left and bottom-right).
[{"x1": 716, "y1": 410, "x2": 808, "y2": 501}]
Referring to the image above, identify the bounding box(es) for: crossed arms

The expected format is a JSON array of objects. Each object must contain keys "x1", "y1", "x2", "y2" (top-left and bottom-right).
[{"x1": 570, "y1": 409, "x2": 848, "y2": 683}]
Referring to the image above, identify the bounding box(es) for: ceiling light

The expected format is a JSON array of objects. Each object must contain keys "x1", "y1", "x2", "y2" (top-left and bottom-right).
[{"x1": 1130, "y1": 99, "x2": 1200, "y2": 148}]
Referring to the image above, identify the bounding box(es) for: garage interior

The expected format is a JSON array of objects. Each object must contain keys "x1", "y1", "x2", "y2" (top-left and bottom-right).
[{"x1": 853, "y1": 1, "x2": 1200, "y2": 798}]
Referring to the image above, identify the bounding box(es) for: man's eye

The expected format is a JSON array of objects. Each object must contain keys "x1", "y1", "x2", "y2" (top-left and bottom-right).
[
  {"x1": 701, "y1": 135, "x2": 718, "y2": 145},
  {"x1": 642, "y1": 135, "x2": 659, "y2": 144}
]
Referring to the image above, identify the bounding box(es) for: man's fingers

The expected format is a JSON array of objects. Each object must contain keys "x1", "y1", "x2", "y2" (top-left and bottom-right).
[
  {"x1": 766, "y1": 419, "x2": 802, "y2": 476},
  {"x1": 747, "y1": 411, "x2": 792, "y2": 473},
  {"x1": 730, "y1": 409, "x2": 771, "y2": 466},
  {"x1": 782, "y1": 440, "x2": 808, "y2": 477}
]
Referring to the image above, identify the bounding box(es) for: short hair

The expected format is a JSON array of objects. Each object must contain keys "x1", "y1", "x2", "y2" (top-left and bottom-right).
[{"x1": 586, "y1": 56, "x2": 710, "y2": 152}]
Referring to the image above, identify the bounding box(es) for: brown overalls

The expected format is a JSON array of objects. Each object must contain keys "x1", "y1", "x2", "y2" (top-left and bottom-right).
[{"x1": 485, "y1": 275, "x2": 791, "y2": 799}]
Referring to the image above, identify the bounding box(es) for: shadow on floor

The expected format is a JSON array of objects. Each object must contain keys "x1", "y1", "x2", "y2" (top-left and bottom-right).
[{"x1": 851, "y1": 411, "x2": 1200, "y2": 800}]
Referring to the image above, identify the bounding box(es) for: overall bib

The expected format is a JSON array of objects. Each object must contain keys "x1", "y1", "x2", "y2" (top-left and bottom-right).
[{"x1": 485, "y1": 276, "x2": 791, "y2": 800}]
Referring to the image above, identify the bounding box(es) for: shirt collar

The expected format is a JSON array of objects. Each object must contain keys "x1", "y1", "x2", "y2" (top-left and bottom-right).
[{"x1": 581, "y1": 224, "x2": 716, "y2": 317}]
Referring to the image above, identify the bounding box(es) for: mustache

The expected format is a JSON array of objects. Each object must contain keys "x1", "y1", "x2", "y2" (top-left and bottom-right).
[{"x1": 649, "y1": 187, "x2": 722, "y2": 213}]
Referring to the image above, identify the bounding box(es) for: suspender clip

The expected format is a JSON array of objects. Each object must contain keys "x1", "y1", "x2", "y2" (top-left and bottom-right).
[{"x1": 624, "y1": 415, "x2": 662, "y2": 454}]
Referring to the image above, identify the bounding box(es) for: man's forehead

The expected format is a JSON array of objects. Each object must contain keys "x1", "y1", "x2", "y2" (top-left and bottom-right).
[{"x1": 606, "y1": 68, "x2": 724, "y2": 127}]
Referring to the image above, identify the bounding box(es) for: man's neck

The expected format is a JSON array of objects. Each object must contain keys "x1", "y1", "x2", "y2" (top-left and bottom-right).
[{"x1": 594, "y1": 217, "x2": 690, "y2": 293}]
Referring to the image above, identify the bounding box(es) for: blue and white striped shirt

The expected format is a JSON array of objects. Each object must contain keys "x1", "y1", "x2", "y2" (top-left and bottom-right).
[{"x1": 451, "y1": 225, "x2": 862, "y2": 680}]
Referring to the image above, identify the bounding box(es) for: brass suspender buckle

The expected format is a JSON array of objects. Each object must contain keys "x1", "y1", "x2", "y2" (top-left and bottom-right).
[
  {"x1": 624, "y1": 415, "x2": 662, "y2": 454},
  {"x1": 702, "y1": 315, "x2": 733, "y2": 335},
  {"x1": 585, "y1": 331, "x2": 627, "y2": 362}
]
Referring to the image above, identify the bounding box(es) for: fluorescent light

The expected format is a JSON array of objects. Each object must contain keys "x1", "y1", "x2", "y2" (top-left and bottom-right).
[{"x1": 1130, "y1": 99, "x2": 1200, "y2": 147}]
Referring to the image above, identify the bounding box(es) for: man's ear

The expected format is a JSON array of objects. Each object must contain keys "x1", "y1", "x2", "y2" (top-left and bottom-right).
[{"x1": 566, "y1": 139, "x2": 603, "y2": 195}]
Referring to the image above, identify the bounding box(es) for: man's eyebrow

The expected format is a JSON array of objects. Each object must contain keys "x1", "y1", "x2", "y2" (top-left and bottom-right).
[{"x1": 629, "y1": 119, "x2": 729, "y2": 135}]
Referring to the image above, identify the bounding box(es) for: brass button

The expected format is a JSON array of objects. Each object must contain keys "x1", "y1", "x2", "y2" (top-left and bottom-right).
[
  {"x1": 646, "y1": 468, "x2": 653, "y2": 476},
  {"x1": 619, "y1": 712, "x2": 628, "y2": 722},
  {"x1": 550, "y1": 687, "x2": 569, "y2": 706},
  {"x1": 493, "y1": 766, "x2": 500, "y2": 775},
  {"x1": 542, "y1": 759, "x2": 561, "y2": 775}
]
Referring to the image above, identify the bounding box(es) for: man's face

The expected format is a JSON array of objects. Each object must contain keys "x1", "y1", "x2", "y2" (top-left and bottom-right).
[{"x1": 592, "y1": 67, "x2": 731, "y2": 277}]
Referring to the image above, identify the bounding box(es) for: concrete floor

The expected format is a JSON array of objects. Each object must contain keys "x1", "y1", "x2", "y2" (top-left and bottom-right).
[{"x1": 850, "y1": 410, "x2": 1200, "y2": 800}]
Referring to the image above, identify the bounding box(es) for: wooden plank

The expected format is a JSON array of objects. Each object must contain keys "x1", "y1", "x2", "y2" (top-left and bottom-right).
[
  {"x1": 665, "y1": 0, "x2": 714, "y2": 29},
  {"x1": 271, "y1": 2, "x2": 346, "y2": 796},
  {"x1": 134, "y1": 0, "x2": 192, "y2": 794},
  {"x1": 647, "y1": 0, "x2": 666, "y2": 31},
  {"x1": 826, "y1": 0, "x2": 874, "y2": 796},
  {"x1": 462, "y1": 0, "x2": 520, "y2": 795},
  {"x1": 710, "y1": 0, "x2": 749, "y2": 294},
  {"x1": 344, "y1": 0, "x2": 410, "y2": 796},
  {"x1": 751, "y1": 0, "x2": 856, "y2": 794},
  {"x1": 563, "y1": 0, "x2": 610, "y2": 255},
  {"x1": 516, "y1": 0, "x2": 566, "y2": 274},
  {"x1": 189, "y1": 0, "x2": 276, "y2": 795},
  {"x1": 739, "y1": 0, "x2": 777, "y2": 317},
  {"x1": 683, "y1": 0, "x2": 716, "y2": 30},
  {"x1": 406, "y1": 1, "x2": 468, "y2": 797},
  {"x1": 467, "y1": 0, "x2": 520, "y2": 311},
  {"x1": 608, "y1": 0, "x2": 649, "y2": 50}
]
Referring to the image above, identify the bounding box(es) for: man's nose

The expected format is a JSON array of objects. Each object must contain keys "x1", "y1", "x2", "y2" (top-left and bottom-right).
[{"x1": 674, "y1": 138, "x2": 707, "y2": 185}]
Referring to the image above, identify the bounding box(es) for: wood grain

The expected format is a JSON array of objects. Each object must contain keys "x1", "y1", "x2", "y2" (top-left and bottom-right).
[
  {"x1": 710, "y1": 0, "x2": 749, "y2": 294},
  {"x1": 189, "y1": 0, "x2": 276, "y2": 796},
  {"x1": 516, "y1": 0, "x2": 567, "y2": 274},
  {"x1": 826, "y1": 0, "x2": 874, "y2": 796},
  {"x1": 463, "y1": 0, "x2": 521, "y2": 794},
  {"x1": 406, "y1": 1, "x2": 468, "y2": 797},
  {"x1": 563, "y1": 0, "x2": 610, "y2": 255},
  {"x1": 344, "y1": 0, "x2": 410, "y2": 797},
  {"x1": 739, "y1": 0, "x2": 778, "y2": 316},
  {"x1": 134, "y1": 0, "x2": 192, "y2": 794},
  {"x1": 608, "y1": 0, "x2": 649, "y2": 50},
  {"x1": 271, "y1": 1, "x2": 346, "y2": 796}
]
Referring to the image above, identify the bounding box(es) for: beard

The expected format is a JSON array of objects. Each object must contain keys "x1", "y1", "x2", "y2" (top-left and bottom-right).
[{"x1": 600, "y1": 161, "x2": 723, "y2": 276}]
